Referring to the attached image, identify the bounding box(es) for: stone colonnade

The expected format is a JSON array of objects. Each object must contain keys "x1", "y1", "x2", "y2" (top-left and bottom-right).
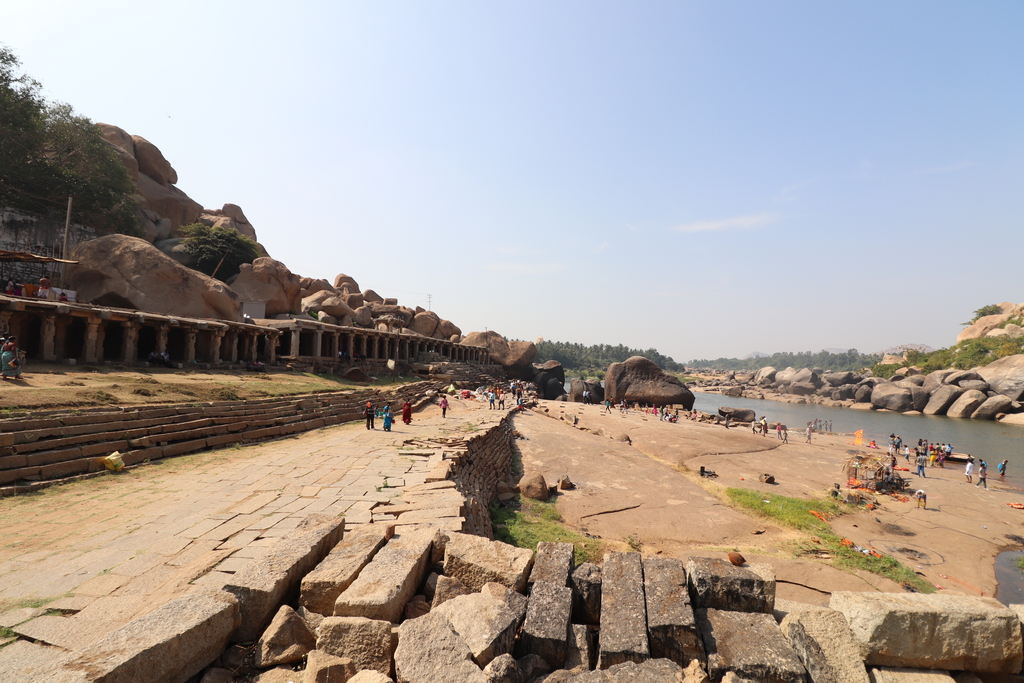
[{"x1": 0, "y1": 296, "x2": 279, "y2": 365}]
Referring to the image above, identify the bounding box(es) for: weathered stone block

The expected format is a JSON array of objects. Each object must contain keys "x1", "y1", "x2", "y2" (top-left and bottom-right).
[
  {"x1": 830, "y1": 592, "x2": 1023, "y2": 673},
  {"x1": 300, "y1": 523, "x2": 393, "y2": 615},
  {"x1": 551, "y1": 658, "x2": 689, "y2": 681},
  {"x1": 517, "y1": 580, "x2": 573, "y2": 669},
  {"x1": 530, "y1": 541, "x2": 575, "y2": 589},
  {"x1": 572, "y1": 562, "x2": 602, "y2": 625},
  {"x1": 687, "y1": 557, "x2": 775, "y2": 614},
  {"x1": 431, "y1": 574, "x2": 473, "y2": 608},
  {"x1": 482, "y1": 653, "x2": 523, "y2": 683},
  {"x1": 696, "y1": 608, "x2": 807, "y2": 683},
  {"x1": 303, "y1": 650, "x2": 357, "y2": 683},
  {"x1": 434, "y1": 584, "x2": 527, "y2": 667},
  {"x1": 222, "y1": 514, "x2": 345, "y2": 641},
  {"x1": 317, "y1": 616, "x2": 394, "y2": 675},
  {"x1": 868, "y1": 668, "x2": 956, "y2": 683},
  {"x1": 566, "y1": 624, "x2": 594, "y2": 671},
  {"x1": 394, "y1": 610, "x2": 487, "y2": 683},
  {"x1": 598, "y1": 552, "x2": 650, "y2": 669},
  {"x1": 780, "y1": 606, "x2": 869, "y2": 683},
  {"x1": 56, "y1": 592, "x2": 239, "y2": 683},
  {"x1": 348, "y1": 671, "x2": 394, "y2": 683},
  {"x1": 334, "y1": 528, "x2": 435, "y2": 623},
  {"x1": 644, "y1": 556, "x2": 703, "y2": 667},
  {"x1": 443, "y1": 532, "x2": 534, "y2": 592},
  {"x1": 254, "y1": 605, "x2": 316, "y2": 667}
]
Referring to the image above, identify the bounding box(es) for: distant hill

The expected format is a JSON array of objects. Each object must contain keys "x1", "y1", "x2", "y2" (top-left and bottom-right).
[{"x1": 743, "y1": 351, "x2": 769, "y2": 359}]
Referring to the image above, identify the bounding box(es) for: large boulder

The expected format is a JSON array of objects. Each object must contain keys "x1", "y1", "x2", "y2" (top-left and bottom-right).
[
  {"x1": 410, "y1": 311, "x2": 440, "y2": 337},
  {"x1": 320, "y1": 296, "x2": 356, "y2": 320},
  {"x1": 370, "y1": 304, "x2": 415, "y2": 327},
  {"x1": 979, "y1": 354, "x2": 1024, "y2": 401},
  {"x1": 922, "y1": 385, "x2": 963, "y2": 416},
  {"x1": 568, "y1": 378, "x2": 603, "y2": 404},
  {"x1": 136, "y1": 173, "x2": 203, "y2": 231},
  {"x1": 823, "y1": 372, "x2": 855, "y2": 387},
  {"x1": 958, "y1": 312, "x2": 1014, "y2": 343},
  {"x1": 132, "y1": 134, "x2": 178, "y2": 186},
  {"x1": 227, "y1": 257, "x2": 302, "y2": 317},
  {"x1": 199, "y1": 205, "x2": 258, "y2": 242},
  {"x1": 352, "y1": 306, "x2": 373, "y2": 327},
  {"x1": 830, "y1": 592, "x2": 1023, "y2": 673},
  {"x1": 870, "y1": 384, "x2": 914, "y2": 412},
  {"x1": 775, "y1": 367, "x2": 799, "y2": 385},
  {"x1": 972, "y1": 395, "x2": 1014, "y2": 420},
  {"x1": 333, "y1": 273, "x2": 359, "y2": 292},
  {"x1": 787, "y1": 382, "x2": 817, "y2": 396},
  {"x1": 436, "y1": 320, "x2": 462, "y2": 340},
  {"x1": 98, "y1": 123, "x2": 139, "y2": 183},
  {"x1": 301, "y1": 290, "x2": 335, "y2": 314},
  {"x1": 605, "y1": 356, "x2": 695, "y2": 408},
  {"x1": 462, "y1": 331, "x2": 537, "y2": 376},
  {"x1": 791, "y1": 368, "x2": 821, "y2": 387},
  {"x1": 68, "y1": 235, "x2": 243, "y2": 321},
  {"x1": 754, "y1": 366, "x2": 777, "y2": 383},
  {"x1": 362, "y1": 289, "x2": 384, "y2": 304},
  {"x1": 719, "y1": 407, "x2": 756, "y2": 423},
  {"x1": 946, "y1": 390, "x2": 989, "y2": 418},
  {"x1": 922, "y1": 369, "x2": 958, "y2": 394}
]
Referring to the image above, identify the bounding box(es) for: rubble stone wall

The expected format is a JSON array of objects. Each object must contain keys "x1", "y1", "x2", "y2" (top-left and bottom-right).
[{"x1": 449, "y1": 412, "x2": 516, "y2": 538}]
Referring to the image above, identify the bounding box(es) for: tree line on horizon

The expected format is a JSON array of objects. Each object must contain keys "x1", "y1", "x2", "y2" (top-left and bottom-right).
[
  {"x1": 534, "y1": 340, "x2": 687, "y2": 375},
  {"x1": 688, "y1": 348, "x2": 881, "y2": 373}
]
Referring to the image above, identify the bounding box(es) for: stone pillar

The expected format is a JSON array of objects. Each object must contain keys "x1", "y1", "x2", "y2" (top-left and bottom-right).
[
  {"x1": 184, "y1": 328, "x2": 196, "y2": 363},
  {"x1": 312, "y1": 329, "x2": 323, "y2": 358},
  {"x1": 121, "y1": 321, "x2": 139, "y2": 363},
  {"x1": 210, "y1": 330, "x2": 225, "y2": 364},
  {"x1": 84, "y1": 319, "x2": 101, "y2": 364},
  {"x1": 41, "y1": 314, "x2": 57, "y2": 361},
  {"x1": 290, "y1": 329, "x2": 301, "y2": 357},
  {"x1": 346, "y1": 333, "x2": 354, "y2": 359},
  {"x1": 268, "y1": 332, "x2": 279, "y2": 363},
  {"x1": 156, "y1": 324, "x2": 169, "y2": 354},
  {"x1": 249, "y1": 332, "x2": 259, "y2": 362},
  {"x1": 227, "y1": 330, "x2": 239, "y2": 362}
]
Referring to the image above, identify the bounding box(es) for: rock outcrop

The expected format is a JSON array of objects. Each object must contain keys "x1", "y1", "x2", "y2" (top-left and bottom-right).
[
  {"x1": 462, "y1": 331, "x2": 538, "y2": 377},
  {"x1": 227, "y1": 257, "x2": 302, "y2": 317},
  {"x1": 68, "y1": 234, "x2": 243, "y2": 322},
  {"x1": 604, "y1": 356, "x2": 695, "y2": 408}
]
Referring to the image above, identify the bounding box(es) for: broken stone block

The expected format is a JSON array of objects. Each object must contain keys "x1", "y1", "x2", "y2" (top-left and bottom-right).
[
  {"x1": 696, "y1": 608, "x2": 807, "y2": 683},
  {"x1": 868, "y1": 668, "x2": 956, "y2": 683},
  {"x1": 300, "y1": 524, "x2": 393, "y2": 616},
  {"x1": 222, "y1": 514, "x2": 345, "y2": 641},
  {"x1": 598, "y1": 552, "x2": 650, "y2": 669},
  {"x1": 550, "y1": 658, "x2": 688, "y2": 682},
  {"x1": 349, "y1": 671, "x2": 395, "y2": 683},
  {"x1": 686, "y1": 557, "x2": 775, "y2": 614},
  {"x1": 435, "y1": 586, "x2": 528, "y2": 667},
  {"x1": 252, "y1": 668, "x2": 302, "y2": 683},
  {"x1": 404, "y1": 595, "x2": 431, "y2": 620},
  {"x1": 394, "y1": 610, "x2": 487, "y2": 683},
  {"x1": 780, "y1": 606, "x2": 869, "y2": 683},
  {"x1": 529, "y1": 542, "x2": 575, "y2": 589},
  {"x1": 317, "y1": 616, "x2": 394, "y2": 676},
  {"x1": 517, "y1": 580, "x2": 572, "y2": 669},
  {"x1": 423, "y1": 572, "x2": 440, "y2": 601},
  {"x1": 199, "y1": 668, "x2": 234, "y2": 683},
  {"x1": 682, "y1": 660, "x2": 709, "y2": 683},
  {"x1": 443, "y1": 532, "x2": 535, "y2": 592},
  {"x1": 334, "y1": 528, "x2": 435, "y2": 623},
  {"x1": 483, "y1": 653, "x2": 524, "y2": 683},
  {"x1": 255, "y1": 605, "x2": 316, "y2": 667},
  {"x1": 431, "y1": 574, "x2": 473, "y2": 608},
  {"x1": 303, "y1": 650, "x2": 357, "y2": 683},
  {"x1": 572, "y1": 563, "x2": 602, "y2": 625},
  {"x1": 296, "y1": 606, "x2": 324, "y2": 635},
  {"x1": 566, "y1": 624, "x2": 594, "y2": 671},
  {"x1": 644, "y1": 556, "x2": 703, "y2": 667},
  {"x1": 831, "y1": 592, "x2": 1023, "y2": 674},
  {"x1": 516, "y1": 653, "x2": 552, "y2": 680}
]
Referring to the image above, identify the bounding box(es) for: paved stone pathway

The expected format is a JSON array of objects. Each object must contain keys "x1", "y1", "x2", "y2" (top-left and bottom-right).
[{"x1": 0, "y1": 394, "x2": 500, "y2": 656}]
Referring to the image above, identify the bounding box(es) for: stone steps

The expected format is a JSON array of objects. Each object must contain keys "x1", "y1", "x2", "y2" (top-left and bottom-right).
[{"x1": 0, "y1": 381, "x2": 444, "y2": 494}]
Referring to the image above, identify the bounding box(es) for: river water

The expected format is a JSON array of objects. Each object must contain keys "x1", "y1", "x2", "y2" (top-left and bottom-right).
[{"x1": 691, "y1": 391, "x2": 1023, "y2": 471}]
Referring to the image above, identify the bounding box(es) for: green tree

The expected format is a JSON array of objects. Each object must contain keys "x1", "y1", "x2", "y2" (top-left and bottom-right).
[
  {"x1": 963, "y1": 304, "x2": 1002, "y2": 326},
  {"x1": 0, "y1": 45, "x2": 139, "y2": 235},
  {"x1": 179, "y1": 223, "x2": 261, "y2": 282}
]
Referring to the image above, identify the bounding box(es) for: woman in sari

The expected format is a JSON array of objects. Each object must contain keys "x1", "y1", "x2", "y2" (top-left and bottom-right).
[
  {"x1": 382, "y1": 405, "x2": 393, "y2": 432},
  {"x1": 402, "y1": 401, "x2": 413, "y2": 425},
  {"x1": 2, "y1": 335, "x2": 22, "y2": 379}
]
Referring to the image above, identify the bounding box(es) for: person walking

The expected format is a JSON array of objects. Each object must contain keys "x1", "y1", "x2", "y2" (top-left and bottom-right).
[
  {"x1": 976, "y1": 461, "x2": 988, "y2": 489},
  {"x1": 1, "y1": 335, "x2": 23, "y2": 380},
  {"x1": 915, "y1": 450, "x2": 927, "y2": 477},
  {"x1": 760, "y1": 416, "x2": 768, "y2": 437},
  {"x1": 776, "y1": 423, "x2": 783, "y2": 440},
  {"x1": 781, "y1": 426, "x2": 788, "y2": 443},
  {"x1": 965, "y1": 457, "x2": 974, "y2": 484},
  {"x1": 604, "y1": 398, "x2": 612, "y2": 414},
  {"x1": 439, "y1": 395, "x2": 449, "y2": 418},
  {"x1": 805, "y1": 424, "x2": 813, "y2": 444},
  {"x1": 364, "y1": 401, "x2": 375, "y2": 430},
  {"x1": 998, "y1": 459, "x2": 1008, "y2": 478},
  {"x1": 401, "y1": 400, "x2": 413, "y2": 425},
  {"x1": 382, "y1": 405, "x2": 393, "y2": 432}
]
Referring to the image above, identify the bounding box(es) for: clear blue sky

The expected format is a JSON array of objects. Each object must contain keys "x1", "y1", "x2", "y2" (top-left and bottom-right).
[{"x1": 5, "y1": 1, "x2": 1023, "y2": 361}]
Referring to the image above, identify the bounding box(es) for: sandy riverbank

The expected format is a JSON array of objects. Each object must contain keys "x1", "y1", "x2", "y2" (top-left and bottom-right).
[{"x1": 515, "y1": 399, "x2": 1024, "y2": 602}]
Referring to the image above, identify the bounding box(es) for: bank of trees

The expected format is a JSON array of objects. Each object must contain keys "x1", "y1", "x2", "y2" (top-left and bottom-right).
[
  {"x1": 689, "y1": 349, "x2": 880, "y2": 373},
  {"x1": 0, "y1": 45, "x2": 139, "y2": 235},
  {"x1": 534, "y1": 340, "x2": 686, "y2": 375}
]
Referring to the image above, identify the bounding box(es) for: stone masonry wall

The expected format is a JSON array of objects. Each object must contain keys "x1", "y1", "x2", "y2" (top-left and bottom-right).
[{"x1": 448, "y1": 412, "x2": 516, "y2": 538}]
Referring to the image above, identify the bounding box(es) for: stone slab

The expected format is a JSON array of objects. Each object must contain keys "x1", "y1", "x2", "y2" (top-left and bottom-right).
[
  {"x1": 687, "y1": 557, "x2": 775, "y2": 614},
  {"x1": 394, "y1": 610, "x2": 487, "y2": 683},
  {"x1": 644, "y1": 556, "x2": 703, "y2": 667},
  {"x1": 529, "y1": 541, "x2": 575, "y2": 589},
  {"x1": 317, "y1": 616, "x2": 394, "y2": 675},
  {"x1": 831, "y1": 592, "x2": 1023, "y2": 674},
  {"x1": 869, "y1": 668, "x2": 956, "y2": 683},
  {"x1": 598, "y1": 552, "x2": 650, "y2": 669},
  {"x1": 696, "y1": 608, "x2": 807, "y2": 683},
  {"x1": 435, "y1": 584, "x2": 528, "y2": 667},
  {"x1": 334, "y1": 528, "x2": 435, "y2": 623},
  {"x1": 221, "y1": 514, "x2": 345, "y2": 642},
  {"x1": 443, "y1": 532, "x2": 534, "y2": 592},
  {"x1": 299, "y1": 524, "x2": 393, "y2": 615},
  {"x1": 780, "y1": 606, "x2": 869, "y2": 683},
  {"x1": 518, "y1": 580, "x2": 573, "y2": 669}
]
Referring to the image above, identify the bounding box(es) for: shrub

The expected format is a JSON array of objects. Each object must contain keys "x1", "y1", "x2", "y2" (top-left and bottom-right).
[{"x1": 178, "y1": 223, "x2": 261, "y2": 281}]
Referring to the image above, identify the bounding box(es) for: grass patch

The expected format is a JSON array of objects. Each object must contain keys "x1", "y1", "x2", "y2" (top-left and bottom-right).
[
  {"x1": 491, "y1": 496, "x2": 604, "y2": 565},
  {"x1": 1015, "y1": 557, "x2": 1024, "y2": 574},
  {"x1": 725, "y1": 488, "x2": 933, "y2": 593}
]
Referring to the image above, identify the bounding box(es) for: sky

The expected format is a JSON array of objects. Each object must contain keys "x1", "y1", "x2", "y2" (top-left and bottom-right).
[{"x1": 4, "y1": 1, "x2": 1023, "y2": 362}]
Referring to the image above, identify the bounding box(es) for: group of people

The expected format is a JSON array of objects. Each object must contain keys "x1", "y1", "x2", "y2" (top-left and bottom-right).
[
  {"x1": 4, "y1": 275, "x2": 69, "y2": 302},
  {"x1": 363, "y1": 400, "x2": 414, "y2": 431}
]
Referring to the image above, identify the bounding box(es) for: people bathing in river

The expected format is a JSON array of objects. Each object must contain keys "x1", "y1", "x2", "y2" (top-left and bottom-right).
[{"x1": 999, "y1": 460, "x2": 1009, "y2": 478}]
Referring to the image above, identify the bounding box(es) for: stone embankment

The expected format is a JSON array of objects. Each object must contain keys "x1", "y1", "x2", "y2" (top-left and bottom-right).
[
  {"x1": 0, "y1": 381, "x2": 456, "y2": 495},
  {"x1": 696, "y1": 361, "x2": 1024, "y2": 424}
]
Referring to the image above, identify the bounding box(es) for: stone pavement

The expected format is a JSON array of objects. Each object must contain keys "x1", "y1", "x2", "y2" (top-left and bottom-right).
[{"x1": 0, "y1": 394, "x2": 502, "y2": 657}]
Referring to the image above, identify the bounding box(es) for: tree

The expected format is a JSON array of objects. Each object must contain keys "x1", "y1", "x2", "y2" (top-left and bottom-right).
[
  {"x1": 0, "y1": 45, "x2": 140, "y2": 235},
  {"x1": 178, "y1": 223, "x2": 262, "y2": 282}
]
